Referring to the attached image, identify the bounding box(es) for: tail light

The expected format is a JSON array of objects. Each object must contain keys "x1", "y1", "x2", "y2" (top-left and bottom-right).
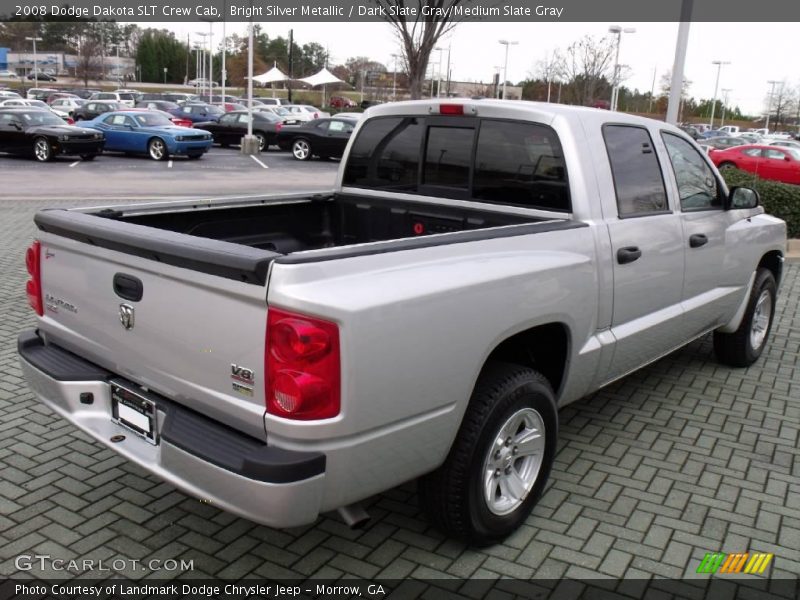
[
  {"x1": 275, "y1": 123, "x2": 283, "y2": 133},
  {"x1": 66, "y1": 117, "x2": 75, "y2": 125},
  {"x1": 266, "y1": 308, "x2": 340, "y2": 420},
  {"x1": 439, "y1": 104, "x2": 464, "y2": 115},
  {"x1": 313, "y1": 112, "x2": 319, "y2": 119},
  {"x1": 25, "y1": 240, "x2": 43, "y2": 316}
]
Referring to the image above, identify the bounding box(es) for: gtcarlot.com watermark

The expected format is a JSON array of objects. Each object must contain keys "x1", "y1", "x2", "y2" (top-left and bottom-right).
[{"x1": 15, "y1": 554, "x2": 194, "y2": 573}]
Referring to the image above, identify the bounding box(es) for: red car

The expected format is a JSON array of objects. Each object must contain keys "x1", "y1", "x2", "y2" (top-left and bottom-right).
[
  {"x1": 330, "y1": 96, "x2": 356, "y2": 108},
  {"x1": 710, "y1": 144, "x2": 800, "y2": 185}
]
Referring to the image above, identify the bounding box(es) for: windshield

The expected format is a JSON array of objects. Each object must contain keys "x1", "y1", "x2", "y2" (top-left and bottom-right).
[
  {"x1": 206, "y1": 105, "x2": 224, "y2": 115},
  {"x1": 20, "y1": 111, "x2": 65, "y2": 126},
  {"x1": 273, "y1": 107, "x2": 290, "y2": 116},
  {"x1": 133, "y1": 113, "x2": 174, "y2": 127},
  {"x1": 28, "y1": 100, "x2": 48, "y2": 108}
]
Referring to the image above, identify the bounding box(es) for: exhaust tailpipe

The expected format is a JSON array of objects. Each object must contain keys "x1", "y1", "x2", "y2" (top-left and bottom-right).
[{"x1": 337, "y1": 503, "x2": 370, "y2": 529}]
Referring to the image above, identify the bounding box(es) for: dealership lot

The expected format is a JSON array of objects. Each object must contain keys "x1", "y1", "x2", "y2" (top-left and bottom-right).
[
  {"x1": 0, "y1": 147, "x2": 340, "y2": 200},
  {"x1": 0, "y1": 177, "x2": 798, "y2": 582}
]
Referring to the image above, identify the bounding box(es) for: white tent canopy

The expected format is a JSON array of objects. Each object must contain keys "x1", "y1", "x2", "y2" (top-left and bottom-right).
[
  {"x1": 251, "y1": 66, "x2": 289, "y2": 85},
  {"x1": 298, "y1": 67, "x2": 348, "y2": 87}
]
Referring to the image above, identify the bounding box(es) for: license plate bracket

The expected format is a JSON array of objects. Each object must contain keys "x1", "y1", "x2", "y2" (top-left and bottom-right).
[{"x1": 111, "y1": 381, "x2": 158, "y2": 445}]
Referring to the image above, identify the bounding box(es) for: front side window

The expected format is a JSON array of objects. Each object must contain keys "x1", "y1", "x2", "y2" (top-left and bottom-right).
[
  {"x1": 603, "y1": 125, "x2": 668, "y2": 217},
  {"x1": 661, "y1": 132, "x2": 720, "y2": 211}
]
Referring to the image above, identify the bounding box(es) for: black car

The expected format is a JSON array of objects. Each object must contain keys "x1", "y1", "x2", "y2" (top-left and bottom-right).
[
  {"x1": 276, "y1": 117, "x2": 358, "y2": 160},
  {"x1": 0, "y1": 108, "x2": 104, "y2": 161},
  {"x1": 27, "y1": 72, "x2": 57, "y2": 82},
  {"x1": 195, "y1": 110, "x2": 283, "y2": 151},
  {"x1": 73, "y1": 100, "x2": 124, "y2": 121},
  {"x1": 66, "y1": 88, "x2": 102, "y2": 100}
]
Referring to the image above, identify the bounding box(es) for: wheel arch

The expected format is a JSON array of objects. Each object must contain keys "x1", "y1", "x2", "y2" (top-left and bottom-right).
[
  {"x1": 758, "y1": 250, "x2": 783, "y2": 288},
  {"x1": 479, "y1": 322, "x2": 571, "y2": 400}
]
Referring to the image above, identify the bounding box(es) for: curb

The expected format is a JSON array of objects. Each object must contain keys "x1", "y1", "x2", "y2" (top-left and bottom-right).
[{"x1": 787, "y1": 239, "x2": 800, "y2": 264}]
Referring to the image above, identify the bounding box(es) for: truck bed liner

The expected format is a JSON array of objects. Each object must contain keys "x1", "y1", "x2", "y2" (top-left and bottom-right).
[{"x1": 35, "y1": 194, "x2": 583, "y2": 284}]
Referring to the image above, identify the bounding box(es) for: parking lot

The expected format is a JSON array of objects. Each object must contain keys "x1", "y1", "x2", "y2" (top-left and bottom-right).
[
  {"x1": 0, "y1": 146, "x2": 340, "y2": 200},
  {"x1": 0, "y1": 165, "x2": 798, "y2": 588}
]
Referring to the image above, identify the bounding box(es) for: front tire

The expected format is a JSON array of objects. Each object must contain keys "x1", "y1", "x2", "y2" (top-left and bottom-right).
[
  {"x1": 714, "y1": 268, "x2": 777, "y2": 367},
  {"x1": 255, "y1": 133, "x2": 267, "y2": 152},
  {"x1": 80, "y1": 153, "x2": 97, "y2": 161},
  {"x1": 292, "y1": 138, "x2": 311, "y2": 160},
  {"x1": 33, "y1": 137, "x2": 53, "y2": 162},
  {"x1": 148, "y1": 137, "x2": 168, "y2": 161},
  {"x1": 419, "y1": 362, "x2": 558, "y2": 545}
]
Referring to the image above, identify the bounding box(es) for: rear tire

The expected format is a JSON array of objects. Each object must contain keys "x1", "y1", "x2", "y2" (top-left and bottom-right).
[
  {"x1": 80, "y1": 153, "x2": 96, "y2": 161},
  {"x1": 188, "y1": 152, "x2": 203, "y2": 159},
  {"x1": 714, "y1": 268, "x2": 777, "y2": 367},
  {"x1": 718, "y1": 161, "x2": 737, "y2": 170},
  {"x1": 418, "y1": 362, "x2": 558, "y2": 545},
  {"x1": 255, "y1": 133, "x2": 267, "y2": 152}
]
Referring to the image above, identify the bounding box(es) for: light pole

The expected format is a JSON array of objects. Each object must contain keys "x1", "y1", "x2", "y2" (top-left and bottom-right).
[
  {"x1": 666, "y1": 0, "x2": 693, "y2": 124},
  {"x1": 720, "y1": 88, "x2": 732, "y2": 127},
  {"x1": 25, "y1": 36, "x2": 42, "y2": 87},
  {"x1": 109, "y1": 43, "x2": 121, "y2": 85},
  {"x1": 708, "y1": 60, "x2": 729, "y2": 128},
  {"x1": 498, "y1": 39, "x2": 518, "y2": 100},
  {"x1": 221, "y1": 18, "x2": 227, "y2": 107},
  {"x1": 608, "y1": 25, "x2": 635, "y2": 111},
  {"x1": 195, "y1": 32, "x2": 209, "y2": 96},
  {"x1": 765, "y1": 80, "x2": 780, "y2": 133},
  {"x1": 493, "y1": 65, "x2": 502, "y2": 98},
  {"x1": 163, "y1": 67, "x2": 167, "y2": 84},
  {"x1": 434, "y1": 47, "x2": 444, "y2": 97},
  {"x1": 391, "y1": 53, "x2": 401, "y2": 100}
]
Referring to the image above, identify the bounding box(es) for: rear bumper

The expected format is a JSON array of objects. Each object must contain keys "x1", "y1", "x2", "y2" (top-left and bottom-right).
[{"x1": 17, "y1": 329, "x2": 325, "y2": 528}]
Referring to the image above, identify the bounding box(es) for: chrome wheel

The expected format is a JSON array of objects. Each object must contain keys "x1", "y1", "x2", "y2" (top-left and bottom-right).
[
  {"x1": 750, "y1": 289, "x2": 772, "y2": 351},
  {"x1": 256, "y1": 133, "x2": 266, "y2": 151},
  {"x1": 34, "y1": 138, "x2": 51, "y2": 162},
  {"x1": 482, "y1": 408, "x2": 545, "y2": 516},
  {"x1": 292, "y1": 139, "x2": 310, "y2": 160},
  {"x1": 148, "y1": 138, "x2": 166, "y2": 161}
]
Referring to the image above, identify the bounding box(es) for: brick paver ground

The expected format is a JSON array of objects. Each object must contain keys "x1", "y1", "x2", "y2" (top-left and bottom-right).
[{"x1": 0, "y1": 199, "x2": 798, "y2": 581}]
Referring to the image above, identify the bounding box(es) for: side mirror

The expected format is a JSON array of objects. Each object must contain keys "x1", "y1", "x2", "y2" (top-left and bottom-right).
[
  {"x1": 727, "y1": 186, "x2": 759, "y2": 210},
  {"x1": 11, "y1": 122, "x2": 22, "y2": 130}
]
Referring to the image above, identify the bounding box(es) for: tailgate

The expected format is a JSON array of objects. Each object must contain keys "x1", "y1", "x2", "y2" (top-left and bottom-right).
[{"x1": 36, "y1": 229, "x2": 271, "y2": 441}]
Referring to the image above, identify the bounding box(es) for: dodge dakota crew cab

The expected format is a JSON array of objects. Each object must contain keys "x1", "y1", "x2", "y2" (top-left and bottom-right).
[{"x1": 19, "y1": 100, "x2": 786, "y2": 544}]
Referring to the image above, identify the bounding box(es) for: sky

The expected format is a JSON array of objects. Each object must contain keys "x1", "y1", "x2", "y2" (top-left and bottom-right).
[{"x1": 147, "y1": 20, "x2": 799, "y2": 116}]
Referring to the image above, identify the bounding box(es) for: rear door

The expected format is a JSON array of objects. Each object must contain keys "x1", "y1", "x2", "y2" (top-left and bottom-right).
[
  {"x1": 602, "y1": 124, "x2": 687, "y2": 381},
  {"x1": 660, "y1": 131, "x2": 740, "y2": 335}
]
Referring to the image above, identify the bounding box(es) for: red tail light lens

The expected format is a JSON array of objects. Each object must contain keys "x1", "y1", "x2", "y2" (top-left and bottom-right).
[
  {"x1": 275, "y1": 123, "x2": 283, "y2": 132},
  {"x1": 266, "y1": 308, "x2": 340, "y2": 420},
  {"x1": 439, "y1": 104, "x2": 464, "y2": 115},
  {"x1": 67, "y1": 117, "x2": 75, "y2": 125},
  {"x1": 25, "y1": 240, "x2": 43, "y2": 316}
]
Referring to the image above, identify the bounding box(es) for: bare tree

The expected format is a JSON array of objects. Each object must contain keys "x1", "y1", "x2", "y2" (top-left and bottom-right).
[
  {"x1": 75, "y1": 36, "x2": 103, "y2": 87},
  {"x1": 531, "y1": 49, "x2": 565, "y2": 102},
  {"x1": 766, "y1": 82, "x2": 797, "y2": 130},
  {"x1": 560, "y1": 35, "x2": 616, "y2": 106},
  {"x1": 374, "y1": 0, "x2": 464, "y2": 99}
]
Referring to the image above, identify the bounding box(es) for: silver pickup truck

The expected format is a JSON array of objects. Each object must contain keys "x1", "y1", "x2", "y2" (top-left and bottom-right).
[{"x1": 19, "y1": 100, "x2": 786, "y2": 545}]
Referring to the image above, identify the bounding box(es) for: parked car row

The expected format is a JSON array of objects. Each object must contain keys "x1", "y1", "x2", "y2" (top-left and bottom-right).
[{"x1": 0, "y1": 107, "x2": 212, "y2": 162}]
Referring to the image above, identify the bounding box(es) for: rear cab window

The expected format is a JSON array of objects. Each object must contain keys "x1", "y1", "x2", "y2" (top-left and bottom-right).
[
  {"x1": 344, "y1": 115, "x2": 571, "y2": 211},
  {"x1": 602, "y1": 124, "x2": 668, "y2": 217}
]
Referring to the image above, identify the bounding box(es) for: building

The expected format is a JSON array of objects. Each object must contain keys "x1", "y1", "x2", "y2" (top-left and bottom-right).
[{"x1": 0, "y1": 48, "x2": 135, "y2": 80}]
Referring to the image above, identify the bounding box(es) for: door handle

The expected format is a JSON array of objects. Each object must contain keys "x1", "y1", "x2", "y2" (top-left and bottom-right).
[
  {"x1": 617, "y1": 246, "x2": 642, "y2": 264},
  {"x1": 689, "y1": 234, "x2": 708, "y2": 248}
]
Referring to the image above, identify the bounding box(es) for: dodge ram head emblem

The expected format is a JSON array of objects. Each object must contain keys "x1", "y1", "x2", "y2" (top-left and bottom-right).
[{"x1": 119, "y1": 304, "x2": 135, "y2": 330}]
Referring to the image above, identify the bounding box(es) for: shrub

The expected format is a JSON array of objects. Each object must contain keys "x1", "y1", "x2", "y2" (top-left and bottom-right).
[{"x1": 721, "y1": 169, "x2": 800, "y2": 238}]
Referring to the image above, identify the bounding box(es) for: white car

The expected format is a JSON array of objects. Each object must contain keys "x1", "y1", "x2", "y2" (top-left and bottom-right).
[
  {"x1": 0, "y1": 98, "x2": 72, "y2": 122},
  {"x1": 89, "y1": 91, "x2": 138, "y2": 108},
  {"x1": 49, "y1": 97, "x2": 88, "y2": 118},
  {"x1": 0, "y1": 90, "x2": 21, "y2": 99},
  {"x1": 26, "y1": 87, "x2": 57, "y2": 100},
  {"x1": 0, "y1": 70, "x2": 18, "y2": 79},
  {"x1": 283, "y1": 104, "x2": 331, "y2": 123}
]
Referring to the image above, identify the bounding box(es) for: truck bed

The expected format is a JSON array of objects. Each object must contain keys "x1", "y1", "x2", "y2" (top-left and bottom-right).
[{"x1": 35, "y1": 193, "x2": 578, "y2": 284}]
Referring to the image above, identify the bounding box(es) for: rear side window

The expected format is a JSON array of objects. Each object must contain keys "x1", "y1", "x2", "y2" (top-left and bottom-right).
[
  {"x1": 344, "y1": 117, "x2": 422, "y2": 190},
  {"x1": 603, "y1": 125, "x2": 668, "y2": 217},
  {"x1": 474, "y1": 120, "x2": 569, "y2": 211}
]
